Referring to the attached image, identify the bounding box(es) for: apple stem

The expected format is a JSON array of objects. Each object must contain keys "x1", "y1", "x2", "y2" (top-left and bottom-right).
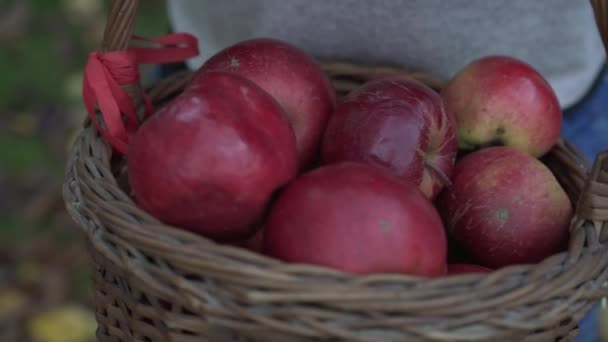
[{"x1": 424, "y1": 159, "x2": 453, "y2": 188}]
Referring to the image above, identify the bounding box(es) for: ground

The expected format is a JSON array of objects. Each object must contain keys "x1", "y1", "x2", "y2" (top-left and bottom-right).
[{"x1": 0, "y1": 1, "x2": 166, "y2": 341}]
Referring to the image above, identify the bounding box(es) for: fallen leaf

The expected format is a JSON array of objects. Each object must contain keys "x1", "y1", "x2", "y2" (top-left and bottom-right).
[{"x1": 28, "y1": 305, "x2": 97, "y2": 342}]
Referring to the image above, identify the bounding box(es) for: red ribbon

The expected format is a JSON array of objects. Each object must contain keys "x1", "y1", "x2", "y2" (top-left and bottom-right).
[{"x1": 82, "y1": 33, "x2": 199, "y2": 155}]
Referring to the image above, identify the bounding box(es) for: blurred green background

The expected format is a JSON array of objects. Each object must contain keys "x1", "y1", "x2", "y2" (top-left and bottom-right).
[{"x1": 0, "y1": 0, "x2": 167, "y2": 341}]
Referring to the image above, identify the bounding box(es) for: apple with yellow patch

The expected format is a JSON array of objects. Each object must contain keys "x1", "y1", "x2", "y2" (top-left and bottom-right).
[
  {"x1": 321, "y1": 77, "x2": 457, "y2": 199},
  {"x1": 437, "y1": 146, "x2": 572, "y2": 268},
  {"x1": 441, "y1": 55, "x2": 562, "y2": 157}
]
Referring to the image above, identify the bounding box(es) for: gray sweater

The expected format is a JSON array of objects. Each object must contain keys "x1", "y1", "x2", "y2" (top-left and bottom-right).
[{"x1": 167, "y1": 0, "x2": 606, "y2": 109}]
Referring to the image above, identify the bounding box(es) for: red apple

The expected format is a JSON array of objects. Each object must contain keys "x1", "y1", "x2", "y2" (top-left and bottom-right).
[
  {"x1": 441, "y1": 55, "x2": 562, "y2": 157},
  {"x1": 128, "y1": 71, "x2": 298, "y2": 241},
  {"x1": 447, "y1": 264, "x2": 492, "y2": 275},
  {"x1": 264, "y1": 162, "x2": 447, "y2": 277},
  {"x1": 321, "y1": 77, "x2": 457, "y2": 199},
  {"x1": 195, "y1": 38, "x2": 336, "y2": 169},
  {"x1": 438, "y1": 146, "x2": 572, "y2": 268}
]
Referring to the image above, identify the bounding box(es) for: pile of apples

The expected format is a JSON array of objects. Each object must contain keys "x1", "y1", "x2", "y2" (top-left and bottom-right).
[{"x1": 127, "y1": 38, "x2": 573, "y2": 277}]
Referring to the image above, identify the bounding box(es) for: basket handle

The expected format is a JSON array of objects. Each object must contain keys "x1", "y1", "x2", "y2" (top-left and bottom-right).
[
  {"x1": 84, "y1": 0, "x2": 199, "y2": 155},
  {"x1": 582, "y1": 152, "x2": 608, "y2": 217},
  {"x1": 572, "y1": 151, "x2": 608, "y2": 235},
  {"x1": 102, "y1": 0, "x2": 139, "y2": 53},
  {"x1": 99, "y1": 0, "x2": 143, "y2": 111}
]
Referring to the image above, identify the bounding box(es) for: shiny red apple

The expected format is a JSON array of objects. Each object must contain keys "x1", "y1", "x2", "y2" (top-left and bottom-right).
[
  {"x1": 128, "y1": 71, "x2": 298, "y2": 241},
  {"x1": 264, "y1": 162, "x2": 448, "y2": 277},
  {"x1": 195, "y1": 38, "x2": 336, "y2": 169},
  {"x1": 441, "y1": 55, "x2": 562, "y2": 157},
  {"x1": 438, "y1": 146, "x2": 572, "y2": 268},
  {"x1": 321, "y1": 77, "x2": 457, "y2": 199}
]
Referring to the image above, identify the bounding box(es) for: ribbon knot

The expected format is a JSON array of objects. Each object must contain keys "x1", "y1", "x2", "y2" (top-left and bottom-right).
[
  {"x1": 82, "y1": 33, "x2": 199, "y2": 155},
  {"x1": 98, "y1": 50, "x2": 140, "y2": 84}
]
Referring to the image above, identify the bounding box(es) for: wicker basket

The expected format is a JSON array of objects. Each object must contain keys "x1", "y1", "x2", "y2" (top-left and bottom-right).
[{"x1": 63, "y1": 0, "x2": 608, "y2": 341}]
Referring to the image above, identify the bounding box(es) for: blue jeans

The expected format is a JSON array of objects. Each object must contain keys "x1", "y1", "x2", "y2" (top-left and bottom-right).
[
  {"x1": 574, "y1": 304, "x2": 600, "y2": 342},
  {"x1": 564, "y1": 67, "x2": 608, "y2": 342}
]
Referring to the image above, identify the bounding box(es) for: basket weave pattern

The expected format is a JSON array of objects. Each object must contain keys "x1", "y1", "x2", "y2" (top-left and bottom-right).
[{"x1": 63, "y1": 1, "x2": 608, "y2": 341}]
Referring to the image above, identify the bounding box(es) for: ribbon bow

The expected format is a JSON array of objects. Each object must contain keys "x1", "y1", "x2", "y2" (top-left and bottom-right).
[{"x1": 82, "y1": 33, "x2": 199, "y2": 155}]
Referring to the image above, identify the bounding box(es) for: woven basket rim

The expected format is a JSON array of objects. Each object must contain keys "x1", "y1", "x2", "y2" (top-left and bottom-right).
[
  {"x1": 63, "y1": 63, "x2": 608, "y2": 289},
  {"x1": 62, "y1": 67, "x2": 608, "y2": 341},
  {"x1": 65, "y1": 65, "x2": 604, "y2": 278}
]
